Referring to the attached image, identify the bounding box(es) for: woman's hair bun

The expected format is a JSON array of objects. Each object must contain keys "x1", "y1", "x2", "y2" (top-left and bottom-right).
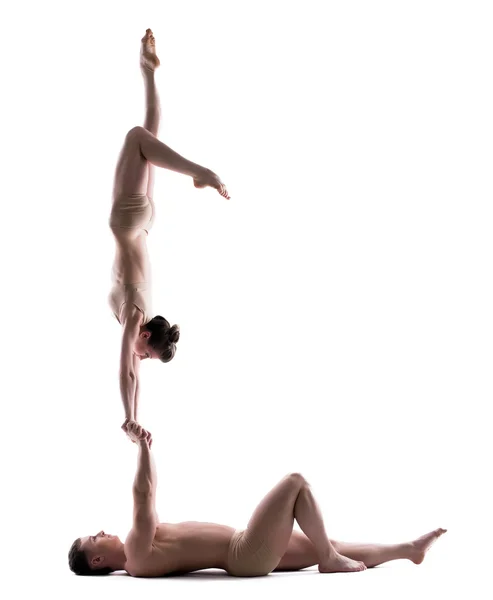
[
  {"x1": 146, "y1": 316, "x2": 180, "y2": 363},
  {"x1": 167, "y1": 324, "x2": 180, "y2": 344}
]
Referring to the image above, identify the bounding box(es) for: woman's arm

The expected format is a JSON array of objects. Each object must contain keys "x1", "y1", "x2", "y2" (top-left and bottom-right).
[
  {"x1": 120, "y1": 313, "x2": 141, "y2": 421},
  {"x1": 133, "y1": 353, "x2": 141, "y2": 422},
  {"x1": 119, "y1": 372, "x2": 136, "y2": 421}
]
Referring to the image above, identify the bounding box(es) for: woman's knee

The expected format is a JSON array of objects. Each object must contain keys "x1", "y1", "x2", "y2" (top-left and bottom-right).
[{"x1": 125, "y1": 125, "x2": 146, "y2": 141}]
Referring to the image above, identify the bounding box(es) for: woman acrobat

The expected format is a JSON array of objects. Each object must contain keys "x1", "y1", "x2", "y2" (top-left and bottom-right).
[{"x1": 108, "y1": 30, "x2": 230, "y2": 440}]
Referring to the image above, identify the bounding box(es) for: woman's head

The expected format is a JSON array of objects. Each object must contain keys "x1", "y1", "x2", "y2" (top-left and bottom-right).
[{"x1": 133, "y1": 316, "x2": 180, "y2": 362}]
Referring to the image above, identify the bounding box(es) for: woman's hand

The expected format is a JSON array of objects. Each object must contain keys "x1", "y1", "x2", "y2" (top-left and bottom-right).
[
  {"x1": 121, "y1": 417, "x2": 136, "y2": 438},
  {"x1": 121, "y1": 418, "x2": 153, "y2": 447}
]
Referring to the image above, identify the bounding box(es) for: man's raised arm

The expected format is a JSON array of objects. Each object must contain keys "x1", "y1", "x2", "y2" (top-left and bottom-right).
[
  {"x1": 125, "y1": 424, "x2": 158, "y2": 558},
  {"x1": 133, "y1": 429, "x2": 157, "y2": 498}
]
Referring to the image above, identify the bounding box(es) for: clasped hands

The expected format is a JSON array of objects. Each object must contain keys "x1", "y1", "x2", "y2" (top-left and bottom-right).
[{"x1": 121, "y1": 418, "x2": 153, "y2": 447}]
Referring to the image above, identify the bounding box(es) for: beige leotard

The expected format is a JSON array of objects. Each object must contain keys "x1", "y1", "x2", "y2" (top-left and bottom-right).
[
  {"x1": 108, "y1": 280, "x2": 152, "y2": 325},
  {"x1": 108, "y1": 193, "x2": 155, "y2": 325}
]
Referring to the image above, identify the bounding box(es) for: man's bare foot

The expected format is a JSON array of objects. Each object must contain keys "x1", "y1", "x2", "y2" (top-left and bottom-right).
[
  {"x1": 141, "y1": 28, "x2": 160, "y2": 71},
  {"x1": 193, "y1": 167, "x2": 230, "y2": 199},
  {"x1": 318, "y1": 552, "x2": 367, "y2": 573},
  {"x1": 408, "y1": 528, "x2": 448, "y2": 565}
]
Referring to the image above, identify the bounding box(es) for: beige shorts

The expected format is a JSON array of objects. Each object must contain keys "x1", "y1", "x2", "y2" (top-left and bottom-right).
[
  {"x1": 226, "y1": 529, "x2": 282, "y2": 577},
  {"x1": 109, "y1": 193, "x2": 155, "y2": 234}
]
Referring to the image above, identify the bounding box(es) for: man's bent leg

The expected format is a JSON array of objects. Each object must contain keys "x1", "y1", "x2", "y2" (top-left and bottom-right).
[{"x1": 233, "y1": 473, "x2": 366, "y2": 575}]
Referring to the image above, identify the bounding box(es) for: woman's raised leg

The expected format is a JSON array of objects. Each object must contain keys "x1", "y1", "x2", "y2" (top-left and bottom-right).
[
  {"x1": 113, "y1": 30, "x2": 229, "y2": 200},
  {"x1": 140, "y1": 29, "x2": 160, "y2": 199},
  {"x1": 141, "y1": 29, "x2": 161, "y2": 137},
  {"x1": 112, "y1": 30, "x2": 155, "y2": 203},
  {"x1": 134, "y1": 30, "x2": 229, "y2": 198}
]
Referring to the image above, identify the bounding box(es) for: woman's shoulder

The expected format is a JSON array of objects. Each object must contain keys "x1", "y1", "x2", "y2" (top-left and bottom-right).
[{"x1": 120, "y1": 303, "x2": 145, "y2": 329}]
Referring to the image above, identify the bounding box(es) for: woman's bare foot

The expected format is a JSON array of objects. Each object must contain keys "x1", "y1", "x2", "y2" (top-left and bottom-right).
[
  {"x1": 193, "y1": 167, "x2": 230, "y2": 199},
  {"x1": 318, "y1": 551, "x2": 367, "y2": 573},
  {"x1": 141, "y1": 28, "x2": 160, "y2": 71},
  {"x1": 408, "y1": 528, "x2": 448, "y2": 565}
]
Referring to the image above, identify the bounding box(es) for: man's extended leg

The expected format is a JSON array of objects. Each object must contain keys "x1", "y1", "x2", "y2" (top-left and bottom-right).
[{"x1": 274, "y1": 528, "x2": 447, "y2": 571}]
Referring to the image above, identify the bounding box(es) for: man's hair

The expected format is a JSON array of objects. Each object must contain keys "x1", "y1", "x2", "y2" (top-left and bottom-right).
[
  {"x1": 68, "y1": 538, "x2": 113, "y2": 576},
  {"x1": 145, "y1": 316, "x2": 180, "y2": 363}
]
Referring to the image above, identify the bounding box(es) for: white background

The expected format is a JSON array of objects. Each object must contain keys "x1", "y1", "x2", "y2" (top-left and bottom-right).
[{"x1": 1, "y1": 0, "x2": 491, "y2": 598}]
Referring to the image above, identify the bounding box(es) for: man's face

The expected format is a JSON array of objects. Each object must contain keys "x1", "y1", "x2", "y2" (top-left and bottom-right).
[{"x1": 79, "y1": 531, "x2": 122, "y2": 568}]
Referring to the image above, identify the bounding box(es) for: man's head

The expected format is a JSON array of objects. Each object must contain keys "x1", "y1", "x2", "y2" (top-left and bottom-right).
[
  {"x1": 68, "y1": 531, "x2": 124, "y2": 576},
  {"x1": 134, "y1": 315, "x2": 180, "y2": 362}
]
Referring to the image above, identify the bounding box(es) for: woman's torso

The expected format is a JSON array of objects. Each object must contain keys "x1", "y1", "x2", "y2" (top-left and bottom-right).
[
  {"x1": 111, "y1": 231, "x2": 151, "y2": 286},
  {"x1": 109, "y1": 230, "x2": 153, "y2": 324}
]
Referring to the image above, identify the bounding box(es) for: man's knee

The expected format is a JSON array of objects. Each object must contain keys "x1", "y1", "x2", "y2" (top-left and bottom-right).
[{"x1": 285, "y1": 472, "x2": 308, "y2": 488}]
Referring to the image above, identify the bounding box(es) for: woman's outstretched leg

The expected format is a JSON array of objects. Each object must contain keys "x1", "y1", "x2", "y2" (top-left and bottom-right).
[{"x1": 274, "y1": 528, "x2": 447, "y2": 571}]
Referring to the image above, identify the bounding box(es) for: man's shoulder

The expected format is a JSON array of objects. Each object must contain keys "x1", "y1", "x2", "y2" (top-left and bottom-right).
[
  {"x1": 124, "y1": 529, "x2": 153, "y2": 557},
  {"x1": 124, "y1": 548, "x2": 167, "y2": 578},
  {"x1": 124, "y1": 523, "x2": 173, "y2": 577},
  {"x1": 123, "y1": 544, "x2": 154, "y2": 577},
  {"x1": 124, "y1": 562, "x2": 149, "y2": 577}
]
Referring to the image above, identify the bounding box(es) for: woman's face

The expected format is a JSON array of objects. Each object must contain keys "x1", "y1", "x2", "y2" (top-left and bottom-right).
[{"x1": 133, "y1": 332, "x2": 159, "y2": 360}]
